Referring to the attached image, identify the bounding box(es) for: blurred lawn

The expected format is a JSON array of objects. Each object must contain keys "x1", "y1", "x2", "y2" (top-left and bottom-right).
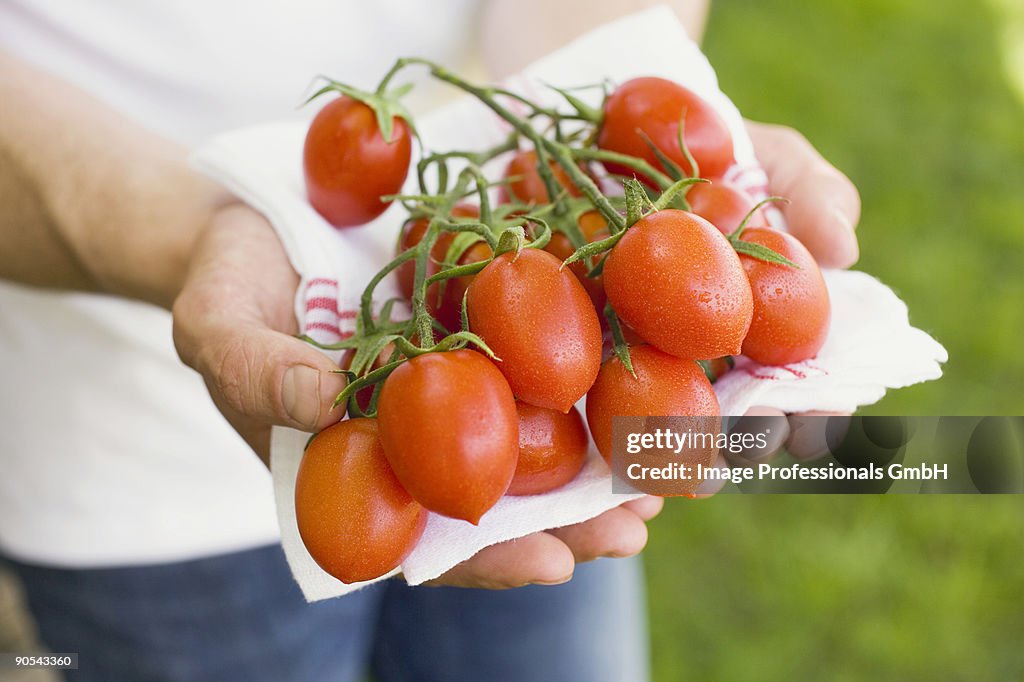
[{"x1": 644, "y1": 1, "x2": 1024, "y2": 679}]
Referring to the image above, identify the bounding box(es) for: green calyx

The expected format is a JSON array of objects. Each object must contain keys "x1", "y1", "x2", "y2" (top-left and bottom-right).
[
  {"x1": 561, "y1": 176, "x2": 706, "y2": 271},
  {"x1": 328, "y1": 327, "x2": 501, "y2": 416},
  {"x1": 543, "y1": 81, "x2": 604, "y2": 124},
  {"x1": 604, "y1": 302, "x2": 635, "y2": 377},
  {"x1": 305, "y1": 77, "x2": 415, "y2": 144}
]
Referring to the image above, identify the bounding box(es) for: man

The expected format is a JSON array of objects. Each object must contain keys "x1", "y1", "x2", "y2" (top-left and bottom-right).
[{"x1": 0, "y1": 1, "x2": 859, "y2": 679}]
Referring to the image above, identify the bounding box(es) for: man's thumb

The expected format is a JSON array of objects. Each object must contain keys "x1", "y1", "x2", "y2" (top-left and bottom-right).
[{"x1": 197, "y1": 327, "x2": 347, "y2": 433}]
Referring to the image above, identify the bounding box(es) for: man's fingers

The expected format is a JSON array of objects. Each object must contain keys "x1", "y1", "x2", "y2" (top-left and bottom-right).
[
  {"x1": 547, "y1": 507, "x2": 649, "y2": 563},
  {"x1": 693, "y1": 453, "x2": 729, "y2": 498},
  {"x1": 425, "y1": 532, "x2": 575, "y2": 589},
  {"x1": 726, "y1": 406, "x2": 791, "y2": 465},
  {"x1": 747, "y1": 121, "x2": 861, "y2": 269},
  {"x1": 172, "y1": 204, "x2": 345, "y2": 434},
  {"x1": 784, "y1": 172, "x2": 860, "y2": 269},
  {"x1": 621, "y1": 495, "x2": 664, "y2": 521},
  {"x1": 207, "y1": 328, "x2": 346, "y2": 433},
  {"x1": 786, "y1": 411, "x2": 851, "y2": 461}
]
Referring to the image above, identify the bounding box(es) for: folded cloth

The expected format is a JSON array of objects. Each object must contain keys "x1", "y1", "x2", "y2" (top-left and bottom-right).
[{"x1": 192, "y1": 6, "x2": 946, "y2": 601}]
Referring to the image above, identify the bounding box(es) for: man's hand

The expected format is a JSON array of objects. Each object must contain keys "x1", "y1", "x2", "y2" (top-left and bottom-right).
[
  {"x1": 746, "y1": 121, "x2": 861, "y2": 269},
  {"x1": 732, "y1": 120, "x2": 862, "y2": 478},
  {"x1": 427, "y1": 495, "x2": 663, "y2": 588},
  {"x1": 172, "y1": 205, "x2": 347, "y2": 460}
]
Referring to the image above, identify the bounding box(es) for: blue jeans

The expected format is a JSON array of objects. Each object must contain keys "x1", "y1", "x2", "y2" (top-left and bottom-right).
[{"x1": 5, "y1": 546, "x2": 648, "y2": 681}]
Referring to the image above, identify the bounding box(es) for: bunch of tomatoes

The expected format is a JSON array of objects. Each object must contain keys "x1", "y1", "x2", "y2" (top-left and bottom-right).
[{"x1": 296, "y1": 60, "x2": 831, "y2": 583}]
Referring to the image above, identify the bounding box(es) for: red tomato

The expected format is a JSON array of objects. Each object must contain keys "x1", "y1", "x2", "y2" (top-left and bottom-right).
[
  {"x1": 304, "y1": 96, "x2": 411, "y2": 228},
  {"x1": 295, "y1": 418, "x2": 427, "y2": 583},
  {"x1": 603, "y1": 209, "x2": 753, "y2": 360},
  {"x1": 585, "y1": 345, "x2": 720, "y2": 489},
  {"x1": 509, "y1": 402, "x2": 589, "y2": 496},
  {"x1": 396, "y1": 205, "x2": 479, "y2": 333},
  {"x1": 500, "y1": 150, "x2": 584, "y2": 204},
  {"x1": 738, "y1": 228, "x2": 831, "y2": 366},
  {"x1": 377, "y1": 350, "x2": 518, "y2": 524},
  {"x1": 544, "y1": 210, "x2": 610, "y2": 313},
  {"x1": 597, "y1": 77, "x2": 734, "y2": 182},
  {"x1": 467, "y1": 249, "x2": 602, "y2": 412},
  {"x1": 687, "y1": 183, "x2": 768, "y2": 235}
]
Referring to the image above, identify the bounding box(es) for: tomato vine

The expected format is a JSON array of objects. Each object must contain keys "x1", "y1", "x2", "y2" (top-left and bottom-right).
[{"x1": 304, "y1": 59, "x2": 796, "y2": 416}]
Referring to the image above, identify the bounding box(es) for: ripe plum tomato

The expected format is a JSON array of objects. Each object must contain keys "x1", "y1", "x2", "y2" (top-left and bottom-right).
[
  {"x1": 738, "y1": 228, "x2": 831, "y2": 366},
  {"x1": 294, "y1": 418, "x2": 427, "y2": 584},
  {"x1": 586, "y1": 345, "x2": 719, "y2": 461},
  {"x1": 500, "y1": 150, "x2": 583, "y2": 204},
  {"x1": 686, "y1": 182, "x2": 768, "y2": 235},
  {"x1": 597, "y1": 77, "x2": 734, "y2": 182},
  {"x1": 603, "y1": 209, "x2": 753, "y2": 360},
  {"x1": 396, "y1": 205, "x2": 479, "y2": 332},
  {"x1": 377, "y1": 350, "x2": 518, "y2": 524},
  {"x1": 304, "y1": 96, "x2": 411, "y2": 228},
  {"x1": 467, "y1": 249, "x2": 602, "y2": 412},
  {"x1": 509, "y1": 402, "x2": 589, "y2": 496},
  {"x1": 543, "y1": 210, "x2": 610, "y2": 313}
]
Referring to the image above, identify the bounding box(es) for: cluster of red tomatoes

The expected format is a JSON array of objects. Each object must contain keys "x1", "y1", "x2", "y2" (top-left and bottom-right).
[{"x1": 296, "y1": 70, "x2": 831, "y2": 583}]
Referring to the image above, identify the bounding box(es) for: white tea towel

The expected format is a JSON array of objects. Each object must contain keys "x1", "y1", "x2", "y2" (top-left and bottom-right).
[{"x1": 192, "y1": 6, "x2": 946, "y2": 601}]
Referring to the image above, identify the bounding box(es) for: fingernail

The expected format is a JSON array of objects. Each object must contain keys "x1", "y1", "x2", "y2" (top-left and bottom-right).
[
  {"x1": 535, "y1": 572, "x2": 574, "y2": 586},
  {"x1": 832, "y1": 206, "x2": 856, "y2": 234},
  {"x1": 282, "y1": 365, "x2": 321, "y2": 428},
  {"x1": 831, "y1": 207, "x2": 860, "y2": 266}
]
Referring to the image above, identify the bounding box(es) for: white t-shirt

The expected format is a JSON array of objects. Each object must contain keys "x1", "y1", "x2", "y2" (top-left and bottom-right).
[{"x1": 0, "y1": 0, "x2": 478, "y2": 567}]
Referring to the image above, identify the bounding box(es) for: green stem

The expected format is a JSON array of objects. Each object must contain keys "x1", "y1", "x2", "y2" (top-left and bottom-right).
[
  {"x1": 569, "y1": 147, "x2": 674, "y2": 191},
  {"x1": 493, "y1": 225, "x2": 526, "y2": 258},
  {"x1": 417, "y1": 134, "x2": 519, "y2": 196},
  {"x1": 425, "y1": 260, "x2": 489, "y2": 287},
  {"x1": 375, "y1": 59, "x2": 407, "y2": 96},
  {"x1": 409, "y1": 224, "x2": 440, "y2": 346},
  {"x1": 563, "y1": 229, "x2": 626, "y2": 267},
  {"x1": 728, "y1": 196, "x2": 789, "y2": 241},
  {"x1": 333, "y1": 359, "x2": 406, "y2": 409},
  {"x1": 530, "y1": 143, "x2": 570, "y2": 215},
  {"x1": 465, "y1": 166, "x2": 495, "y2": 226},
  {"x1": 408, "y1": 171, "x2": 478, "y2": 346},
  {"x1": 604, "y1": 302, "x2": 635, "y2": 377},
  {"x1": 521, "y1": 217, "x2": 552, "y2": 250},
  {"x1": 388, "y1": 57, "x2": 626, "y2": 233},
  {"x1": 297, "y1": 334, "x2": 361, "y2": 352},
  {"x1": 438, "y1": 221, "x2": 499, "y2": 251},
  {"x1": 358, "y1": 248, "x2": 417, "y2": 334}
]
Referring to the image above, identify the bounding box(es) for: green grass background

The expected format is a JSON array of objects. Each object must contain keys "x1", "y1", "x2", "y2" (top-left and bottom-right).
[{"x1": 643, "y1": 1, "x2": 1024, "y2": 679}]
